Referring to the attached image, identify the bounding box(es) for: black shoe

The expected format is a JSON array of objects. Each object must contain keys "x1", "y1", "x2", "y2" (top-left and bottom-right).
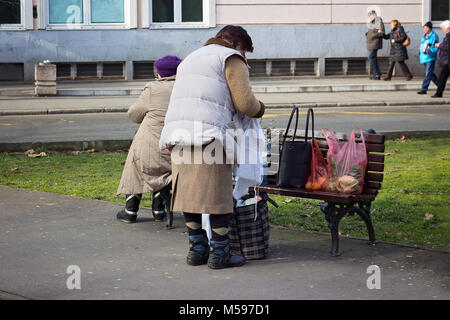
[
  {"x1": 369, "y1": 75, "x2": 381, "y2": 80},
  {"x1": 116, "y1": 209, "x2": 137, "y2": 223},
  {"x1": 417, "y1": 91, "x2": 427, "y2": 95},
  {"x1": 152, "y1": 185, "x2": 171, "y2": 221},
  {"x1": 187, "y1": 230, "x2": 210, "y2": 266},
  {"x1": 208, "y1": 239, "x2": 245, "y2": 270},
  {"x1": 431, "y1": 94, "x2": 443, "y2": 98}
]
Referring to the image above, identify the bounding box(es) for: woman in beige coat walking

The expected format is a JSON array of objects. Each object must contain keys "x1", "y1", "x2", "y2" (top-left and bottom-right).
[
  {"x1": 160, "y1": 26, "x2": 265, "y2": 269},
  {"x1": 116, "y1": 56, "x2": 182, "y2": 223}
]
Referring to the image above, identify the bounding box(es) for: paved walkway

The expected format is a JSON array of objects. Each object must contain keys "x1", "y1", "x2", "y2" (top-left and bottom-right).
[{"x1": 0, "y1": 186, "x2": 448, "y2": 300}]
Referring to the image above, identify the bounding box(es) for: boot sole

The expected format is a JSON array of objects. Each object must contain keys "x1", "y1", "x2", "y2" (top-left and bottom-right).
[
  {"x1": 117, "y1": 218, "x2": 136, "y2": 224},
  {"x1": 207, "y1": 260, "x2": 246, "y2": 270},
  {"x1": 186, "y1": 257, "x2": 209, "y2": 266}
]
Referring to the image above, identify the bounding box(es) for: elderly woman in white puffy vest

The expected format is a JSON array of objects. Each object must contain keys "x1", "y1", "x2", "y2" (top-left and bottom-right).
[
  {"x1": 160, "y1": 26, "x2": 265, "y2": 270},
  {"x1": 116, "y1": 56, "x2": 182, "y2": 223}
]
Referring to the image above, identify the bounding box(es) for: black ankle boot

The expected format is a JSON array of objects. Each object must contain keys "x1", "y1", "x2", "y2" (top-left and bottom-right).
[
  {"x1": 117, "y1": 194, "x2": 141, "y2": 223},
  {"x1": 187, "y1": 230, "x2": 210, "y2": 266},
  {"x1": 152, "y1": 185, "x2": 171, "y2": 221},
  {"x1": 208, "y1": 239, "x2": 245, "y2": 270}
]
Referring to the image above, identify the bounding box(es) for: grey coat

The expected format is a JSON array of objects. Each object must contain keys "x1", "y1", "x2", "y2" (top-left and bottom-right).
[{"x1": 384, "y1": 26, "x2": 409, "y2": 62}]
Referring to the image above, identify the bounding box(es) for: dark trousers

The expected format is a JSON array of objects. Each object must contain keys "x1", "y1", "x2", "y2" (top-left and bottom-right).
[
  {"x1": 386, "y1": 60, "x2": 412, "y2": 79},
  {"x1": 421, "y1": 61, "x2": 439, "y2": 92},
  {"x1": 436, "y1": 64, "x2": 449, "y2": 96},
  {"x1": 368, "y1": 49, "x2": 381, "y2": 77}
]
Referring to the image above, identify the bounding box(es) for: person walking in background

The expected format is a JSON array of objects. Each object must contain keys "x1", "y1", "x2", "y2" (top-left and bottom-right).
[
  {"x1": 160, "y1": 26, "x2": 265, "y2": 270},
  {"x1": 418, "y1": 21, "x2": 439, "y2": 95},
  {"x1": 432, "y1": 20, "x2": 450, "y2": 98},
  {"x1": 116, "y1": 56, "x2": 182, "y2": 223},
  {"x1": 366, "y1": 10, "x2": 385, "y2": 80},
  {"x1": 382, "y1": 20, "x2": 413, "y2": 81}
]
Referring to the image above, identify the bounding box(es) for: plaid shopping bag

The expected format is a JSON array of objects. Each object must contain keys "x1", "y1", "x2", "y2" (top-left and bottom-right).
[{"x1": 229, "y1": 191, "x2": 278, "y2": 260}]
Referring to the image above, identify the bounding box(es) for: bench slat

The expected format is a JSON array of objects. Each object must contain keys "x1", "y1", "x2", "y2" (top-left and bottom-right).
[
  {"x1": 367, "y1": 162, "x2": 384, "y2": 172},
  {"x1": 366, "y1": 172, "x2": 384, "y2": 182},
  {"x1": 364, "y1": 181, "x2": 382, "y2": 190},
  {"x1": 368, "y1": 153, "x2": 385, "y2": 163},
  {"x1": 283, "y1": 131, "x2": 385, "y2": 145},
  {"x1": 255, "y1": 185, "x2": 376, "y2": 204},
  {"x1": 366, "y1": 143, "x2": 385, "y2": 153}
]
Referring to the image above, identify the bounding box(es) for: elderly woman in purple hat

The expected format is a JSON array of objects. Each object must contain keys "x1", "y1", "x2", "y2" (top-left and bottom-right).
[{"x1": 116, "y1": 55, "x2": 182, "y2": 223}]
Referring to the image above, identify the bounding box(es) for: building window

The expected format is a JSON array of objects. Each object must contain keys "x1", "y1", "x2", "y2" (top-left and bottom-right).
[
  {"x1": 150, "y1": 0, "x2": 214, "y2": 28},
  {"x1": 431, "y1": 0, "x2": 450, "y2": 21},
  {"x1": 45, "y1": 0, "x2": 136, "y2": 29},
  {"x1": 0, "y1": 0, "x2": 21, "y2": 24},
  {"x1": 0, "y1": 0, "x2": 33, "y2": 29}
]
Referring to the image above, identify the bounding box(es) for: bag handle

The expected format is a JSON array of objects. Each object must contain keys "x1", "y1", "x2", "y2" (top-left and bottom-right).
[
  {"x1": 281, "y1": 106, "x2": 299, "y2": 148},
  {"x1": 321, "y1": 128, "x2": 338, "y2": 142},
  {"x1": 353, "y1": 127, "x2": 367, "y2": 150},
  {"x1": 304, "y1": 108, "x2": 315, "y2": 143}
]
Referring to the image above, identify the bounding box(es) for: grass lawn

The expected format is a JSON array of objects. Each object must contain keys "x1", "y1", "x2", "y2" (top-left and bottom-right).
[{"x1": 0, "y1": 137, "x2": 449, "y2": 251}]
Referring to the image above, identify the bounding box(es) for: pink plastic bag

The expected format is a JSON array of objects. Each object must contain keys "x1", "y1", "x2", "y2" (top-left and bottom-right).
[{"x1": 321, "y1": 128, "x2": 367, "y2": 194}]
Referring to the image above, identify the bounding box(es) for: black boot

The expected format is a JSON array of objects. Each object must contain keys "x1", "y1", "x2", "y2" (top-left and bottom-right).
[
  {"x1": 208, "y1": 239, "x2": 245, "y2": 270},
  {"x1": 116, "y1": 194, "x2": 141, "y2": 223},
  {"x1": 152, "y1": 185, "x2": 171, "y2": 221},
  {"x1": 186, "y1": 229, "x2": 210, "y2": 266}
]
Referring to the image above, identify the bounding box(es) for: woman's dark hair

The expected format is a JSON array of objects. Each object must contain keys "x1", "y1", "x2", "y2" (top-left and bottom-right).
[{"x1": 215, "y1": 25, "x2": 254, "y2": 52}]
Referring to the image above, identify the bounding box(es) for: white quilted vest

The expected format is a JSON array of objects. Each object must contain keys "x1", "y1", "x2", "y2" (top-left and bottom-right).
[{"x1": 159, "y1": 44, "x2": 245, "y2": 154}]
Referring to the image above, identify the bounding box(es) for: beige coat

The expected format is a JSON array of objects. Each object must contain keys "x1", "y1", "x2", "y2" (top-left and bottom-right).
[
  {"x1": 116, "y1": 77, "x2": 174, "y2": 195},
  {"x1": 170, "y1": 38, "x2": 265, "y2": 214}
]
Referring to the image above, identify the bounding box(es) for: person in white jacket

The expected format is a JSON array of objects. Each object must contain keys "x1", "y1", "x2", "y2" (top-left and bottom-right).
[{"x1": 160, "y1": 25, "x2": 265, "y2": 270}]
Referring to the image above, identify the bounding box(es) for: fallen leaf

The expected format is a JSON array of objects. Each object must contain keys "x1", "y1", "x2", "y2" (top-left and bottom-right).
[
  {"x1": 396, "y1": 232, "x2": 402, "y2": 236},
  {"x1": 10, "y1": 167, "x2": 19, "y2": 172},
  {"x1": 424, "y1": 213, "x2": 434, "y2": 221},
  {"x1": 400, "y1": 135, "x2": 408, "y2": 142},
  {"x1": 384, "y1": 153, "x2": 392, "y2": 156},
  {"x1": 87, "y1": 149, "x2": 96, "y2": 153},
  {"x1": 24, "y1": 149, "x2": 35, "y2": 155},
  {"x1": 284, "y1": 199, "x2": 292, "y2": 203}
]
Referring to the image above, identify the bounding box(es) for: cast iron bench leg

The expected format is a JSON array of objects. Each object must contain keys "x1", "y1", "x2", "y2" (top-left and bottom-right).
[
  {"x1": 320, "y1": 203, "x2": 347, "y2": 257},
  {"x1": 354, "y1": 202, "x2": 377, "y2": 245}
]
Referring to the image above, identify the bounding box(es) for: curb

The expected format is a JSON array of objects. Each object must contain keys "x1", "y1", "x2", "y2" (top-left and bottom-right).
[
  {"x1": 2, "y1": 102, "x2": 450, "y2": 116},
  {"x1": 54, "y1": 83, "x2": 447, "y2": 96},
  {"x1": 1, "y1": 131, "x2": 449, "y2": 152}
]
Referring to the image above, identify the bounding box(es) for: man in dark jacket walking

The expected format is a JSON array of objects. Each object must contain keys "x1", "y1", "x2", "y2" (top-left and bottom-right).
[
  {"x1": 433, "y1": 20, "x2": 450, "y2": 98},
  {"x1": 366, "y1": 10, "x2": 385, "y2": 80}
]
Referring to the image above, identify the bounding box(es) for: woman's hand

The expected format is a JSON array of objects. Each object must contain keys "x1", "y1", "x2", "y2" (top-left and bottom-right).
[{"x1": 435, "y1": 43, "x2": 440, "y2": 48}]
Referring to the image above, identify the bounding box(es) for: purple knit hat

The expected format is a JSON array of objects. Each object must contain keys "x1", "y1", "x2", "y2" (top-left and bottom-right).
[{"x1": 154, "y1": 55, "x2": 182, "y2": 78}]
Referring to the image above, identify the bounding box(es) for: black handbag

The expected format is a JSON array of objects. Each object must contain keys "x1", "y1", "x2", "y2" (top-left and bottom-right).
[{"x1": 276, "y1": 107, "x2": 314, "y2": 189}]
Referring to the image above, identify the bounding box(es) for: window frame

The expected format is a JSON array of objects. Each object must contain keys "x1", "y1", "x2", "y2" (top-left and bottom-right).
[
  {"x1": 0, "y1": 0, "x2": 33, "y2": 30},
  {"x1": 148, "y1": 0, "x2": 216, "y2": 29},
  {"x1": 41, "y1": 0, "x2": 137, "y2": 30},
  {"x1": 423, "y1": 0, "x2": 450, "y2": 25}
]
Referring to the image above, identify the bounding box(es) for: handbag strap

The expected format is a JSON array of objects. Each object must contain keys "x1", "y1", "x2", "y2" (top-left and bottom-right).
[
  {"x1": 304, "y1": 108, "x2": 315, "y2": 143},
  {"x1": 281, "y1": 106, "x2": 299, "y2": 148}
]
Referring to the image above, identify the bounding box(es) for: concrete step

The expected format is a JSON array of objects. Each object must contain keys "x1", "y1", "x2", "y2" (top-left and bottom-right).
[{"x1": 54, "y1": 82, "x2": 432, "y2": 96}]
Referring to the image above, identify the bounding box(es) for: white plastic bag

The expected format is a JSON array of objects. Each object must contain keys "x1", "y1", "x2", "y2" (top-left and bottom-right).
[{"x1": 233, "y1": 117, "x2": 266, "y2": 200}]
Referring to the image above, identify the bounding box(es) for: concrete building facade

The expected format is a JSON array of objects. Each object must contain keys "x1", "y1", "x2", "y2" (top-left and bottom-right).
[{"x1": 0, "y1": 0, "x2": 449, "y2": 81}]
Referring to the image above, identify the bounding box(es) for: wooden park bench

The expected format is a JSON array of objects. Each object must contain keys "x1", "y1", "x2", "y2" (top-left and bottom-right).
[{"x1": 256, "y1": 129, "x2": 386, "y2": 256}]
